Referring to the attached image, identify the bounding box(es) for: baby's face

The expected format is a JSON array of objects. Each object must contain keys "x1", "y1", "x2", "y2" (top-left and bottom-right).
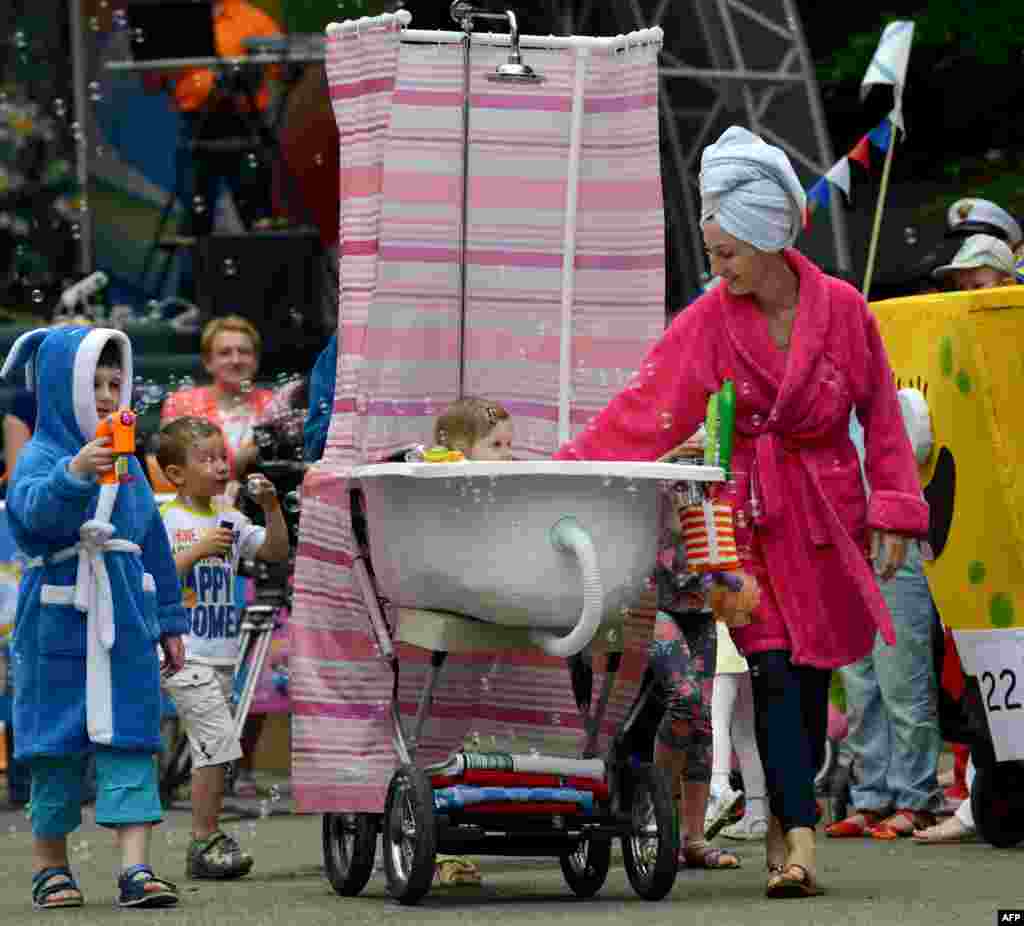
[{"x1": 467, "y1": 419, "x2": 514, "y2": 461}]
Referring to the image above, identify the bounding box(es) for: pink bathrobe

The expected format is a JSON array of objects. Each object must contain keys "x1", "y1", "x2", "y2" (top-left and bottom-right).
[{"x1": 555, "y1": 249, "x2": 929, "y2": 669}]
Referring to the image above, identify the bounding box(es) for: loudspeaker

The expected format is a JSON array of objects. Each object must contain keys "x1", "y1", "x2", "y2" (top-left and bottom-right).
[{"x1": 196, "y1": 229, "x2": 333, "y2": 377}]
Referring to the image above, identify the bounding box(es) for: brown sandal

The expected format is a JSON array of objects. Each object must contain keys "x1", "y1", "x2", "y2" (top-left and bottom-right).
[
  {"x1": 766, "y1": 863, "x2": 822, "y2": 898},
  {"x1": 682, "y1": 843, "x2": 741, "y2": 869}
]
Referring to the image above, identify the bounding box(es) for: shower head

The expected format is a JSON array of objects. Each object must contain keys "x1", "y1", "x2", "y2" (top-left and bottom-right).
[
  {"x1": 487, "y1": 61, "x2": 543, "y2": 83},
  {"x1": 449, "y1": 4, "x2": 544, "y2": 84}
]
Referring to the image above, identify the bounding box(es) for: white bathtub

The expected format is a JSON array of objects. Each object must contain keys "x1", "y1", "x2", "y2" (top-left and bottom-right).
[{"x1": 352, "y1": 460, "x2": 722, "y2": 656}]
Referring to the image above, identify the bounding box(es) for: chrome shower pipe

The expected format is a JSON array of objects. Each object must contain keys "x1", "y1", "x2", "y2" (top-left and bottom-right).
[{"x1": 448, "y1": 5, "x2": 538, "y2": 400}]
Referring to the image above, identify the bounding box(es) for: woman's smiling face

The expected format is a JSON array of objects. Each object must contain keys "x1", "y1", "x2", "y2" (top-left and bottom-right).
[{"x1": 702, "y1": 221, "x2": 764, "y2": 296}]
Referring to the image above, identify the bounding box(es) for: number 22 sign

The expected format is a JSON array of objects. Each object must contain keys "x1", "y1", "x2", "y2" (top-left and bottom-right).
[{"x1": 954, "y1": 629, "x2": 1024, "y2": 763}]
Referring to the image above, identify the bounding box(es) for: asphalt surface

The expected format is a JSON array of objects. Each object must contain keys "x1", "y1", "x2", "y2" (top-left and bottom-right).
[{"x1": 0, "y1": 786, "x2": 1020, "y2": 926}]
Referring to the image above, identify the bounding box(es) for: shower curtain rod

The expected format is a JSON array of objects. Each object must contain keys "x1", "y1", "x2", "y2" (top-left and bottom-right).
[{"x1": 326, "y1": 17, "x2": 663, "y2": 53}]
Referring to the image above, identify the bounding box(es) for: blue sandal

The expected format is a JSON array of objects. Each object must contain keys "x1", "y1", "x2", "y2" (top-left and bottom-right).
[
  {"x1": 117, "y1": 865, "x2": 179, "y2": 909},
  {"x1": 32, "y1": 866, "x2": 84, "y2": 910}
]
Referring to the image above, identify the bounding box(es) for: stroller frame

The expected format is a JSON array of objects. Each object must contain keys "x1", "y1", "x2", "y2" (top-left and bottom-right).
[{"x1": 321, "y1": 485, "x2": 681, "y2": 905}]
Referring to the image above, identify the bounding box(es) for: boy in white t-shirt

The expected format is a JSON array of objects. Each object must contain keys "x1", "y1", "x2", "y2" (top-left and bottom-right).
[{"x1": 155, "y1": 416, "x2": 289, "y2": 880}]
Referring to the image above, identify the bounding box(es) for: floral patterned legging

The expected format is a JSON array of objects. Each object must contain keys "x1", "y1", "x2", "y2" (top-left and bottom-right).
[{"x1": 647, "y1": 609, "x2": 717, "y2": 783}]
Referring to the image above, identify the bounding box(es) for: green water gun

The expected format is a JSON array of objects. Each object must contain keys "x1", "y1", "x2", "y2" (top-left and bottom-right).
[{"x1": 703, "y1": 380, "x2": 736, "y2": 478}]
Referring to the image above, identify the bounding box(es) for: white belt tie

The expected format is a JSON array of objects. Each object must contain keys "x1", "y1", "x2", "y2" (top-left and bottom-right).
[{"x1": 26, "y1": 522, "x2": 142, "y2": 651}]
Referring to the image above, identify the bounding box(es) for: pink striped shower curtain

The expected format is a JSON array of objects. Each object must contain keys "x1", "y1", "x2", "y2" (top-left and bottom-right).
[{"x1": 291, "y1": 15, "x2": 667, "y2": 813}]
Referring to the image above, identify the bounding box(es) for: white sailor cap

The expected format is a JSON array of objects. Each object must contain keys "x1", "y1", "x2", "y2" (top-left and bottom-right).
[{"x1": 946, "y1": 198, "x2": 1022, "y2": 247}]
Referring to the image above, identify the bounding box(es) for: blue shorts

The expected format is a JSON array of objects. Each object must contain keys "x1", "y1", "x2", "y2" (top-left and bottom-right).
[{"x1": 29, "y1": 748, "x2": 162, "y2": 838}]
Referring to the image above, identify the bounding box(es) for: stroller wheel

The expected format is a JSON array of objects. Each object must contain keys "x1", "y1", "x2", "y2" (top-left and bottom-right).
[
  {"x1": 383, "y1": 765, "x2": 437, "y2": 905},
  {"x1": 621, "y1": 765, "x2": 678, "y2": 901},
  {"x1": 323, "y1": 812, "x2": 378, "y2": 897},
  {"x1": 971, "y1": 761, "x2": 1024, "y2": 849},
  {"x1": 559, "y1": 834, "x2": 611, "y2": 898}
]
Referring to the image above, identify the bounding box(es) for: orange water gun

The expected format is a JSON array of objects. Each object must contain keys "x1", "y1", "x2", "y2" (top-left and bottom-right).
[{"x1": 96, "y1": 410, "x2": 136, "y2": 485}]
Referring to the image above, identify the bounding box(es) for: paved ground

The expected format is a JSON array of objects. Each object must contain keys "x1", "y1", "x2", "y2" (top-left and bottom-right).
[{"x1": 0, "y1": 778, "x2": 1021, "y2": 926}]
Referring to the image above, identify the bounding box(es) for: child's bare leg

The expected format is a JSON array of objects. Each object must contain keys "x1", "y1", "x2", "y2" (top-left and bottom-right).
[
  {"x1": 116, "y1": 824, "x2": 152, "y2": 870},
  {"x1": 654, "y1": 736, "x2": 687, "y2": 833},
  {"x1": 190, "y1": 764, "x2": 226, "y2": 839},
  {"x1": 681, "y1": 780, "x2": 710, "y2": 842},
  {"x1": 33, "y1": 836, "x2": 81, "y2": 902}
]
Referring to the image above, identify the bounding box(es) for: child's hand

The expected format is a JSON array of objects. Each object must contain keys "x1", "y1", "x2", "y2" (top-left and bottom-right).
[
  {"x1": 69, "y1": 437, "x2": 115, "y2": 479},
  {"x1": 199, "y1": 526, "x2": 234, "y2": 558},
  {"x1": 245, "y1": 473, "x2": 279, "y2": 510},
  {"x1": 160, "y1": 635, "x2": 185, "y2": 676}
]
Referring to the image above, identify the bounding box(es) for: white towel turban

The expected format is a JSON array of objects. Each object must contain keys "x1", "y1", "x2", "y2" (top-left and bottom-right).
[{"x1": 699, "y1": 126, "x2": 807, "y2": 253}]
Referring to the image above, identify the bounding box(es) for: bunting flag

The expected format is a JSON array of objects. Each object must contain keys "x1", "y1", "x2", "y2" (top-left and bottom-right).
[
  {"x1": 802, "y1": 113, "x2": 903, "y2": 229},
  {"x1": 868, "y1": 117, "x2": 893, "y2": 152},
  {"x1": 807, "y1": 177, "x2": 831, "y2": 211},
  {"x1": 848, "y1": 136, "x2": 872, "y2": 169},
  {"x1": 825, "y1": 158, "x2": 852, "y2": 198}
]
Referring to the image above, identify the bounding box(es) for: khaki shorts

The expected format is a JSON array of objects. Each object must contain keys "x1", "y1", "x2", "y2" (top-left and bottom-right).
[{"x1": 162, "y1": 662, "x2": 244, "y2": 769}]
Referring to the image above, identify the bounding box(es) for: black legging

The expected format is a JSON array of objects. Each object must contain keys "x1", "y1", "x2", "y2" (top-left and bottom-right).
[{"x1": 747, "y1": 650, "x2": 831, "y2": 831}]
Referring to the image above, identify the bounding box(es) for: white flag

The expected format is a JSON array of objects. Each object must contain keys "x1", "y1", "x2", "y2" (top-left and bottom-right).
[
  {"x1": 825, "y1": 158, "x2": 852, "y2": 197},
  {"x1": 861, "y1": 20, "x2": 914, "y2": 101}
]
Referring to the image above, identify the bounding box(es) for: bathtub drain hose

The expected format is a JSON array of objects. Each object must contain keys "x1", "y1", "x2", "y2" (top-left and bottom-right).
[{"x1": 530, "y1": 516, "x2": 603, "y2": 658}]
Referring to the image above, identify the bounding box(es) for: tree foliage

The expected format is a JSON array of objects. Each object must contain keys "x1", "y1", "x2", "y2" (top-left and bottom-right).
[{"x1": 818, "y1": 1, "x2": 1024, "y2": 83}]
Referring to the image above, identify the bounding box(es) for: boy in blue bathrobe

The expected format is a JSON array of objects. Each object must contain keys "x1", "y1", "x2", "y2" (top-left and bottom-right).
[{"x1": 2, "y1": 326, "x2": 187, "y2": 910}]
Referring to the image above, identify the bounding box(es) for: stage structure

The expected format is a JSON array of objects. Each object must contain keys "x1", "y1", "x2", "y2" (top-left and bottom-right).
[{"x1": 557, "y1": 0, "x2": 850, "y2": 301}]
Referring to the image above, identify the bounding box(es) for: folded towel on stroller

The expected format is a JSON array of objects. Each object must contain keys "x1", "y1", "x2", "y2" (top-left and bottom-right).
[
  {"x1": 431, "y1": 770, "x2": 611, "y2": 800},
  {"x1": 433, "y1": 786, "x2": 595, "y2": 815},
  {"x1": 426, "y1": 752, "x2": 606, "y2": 781}
]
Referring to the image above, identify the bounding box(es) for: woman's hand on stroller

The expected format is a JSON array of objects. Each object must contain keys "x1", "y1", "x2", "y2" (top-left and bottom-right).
[{"x1": 703, "y1": 571, "x2": 760, "y2": 627}]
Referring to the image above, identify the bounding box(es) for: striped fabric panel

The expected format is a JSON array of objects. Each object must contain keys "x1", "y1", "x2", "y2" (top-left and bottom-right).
[{"x1": 293, "y1": 23, "x2": 667, "y2": 812}]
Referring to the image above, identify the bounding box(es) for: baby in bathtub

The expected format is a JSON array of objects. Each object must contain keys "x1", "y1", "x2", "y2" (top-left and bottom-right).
[
  {"x1": 433, "y1": 397, "x2": 515, "y2": 462},
  {"x1": 417, "y1": 398, "x2": 514, "y2": 887}
]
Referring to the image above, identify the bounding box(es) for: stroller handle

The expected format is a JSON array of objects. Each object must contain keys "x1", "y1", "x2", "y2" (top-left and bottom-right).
[{"x1": 529, "y1": 517, "x2": 604, "y2": 658}]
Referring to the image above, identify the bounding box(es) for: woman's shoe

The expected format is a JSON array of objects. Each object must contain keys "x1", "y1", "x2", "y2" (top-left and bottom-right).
[
  {"x1": 867, "y1": 809, "x2": 937, "y2": 840},
  {"x1": 766, "y1": 827, "x2": 821, "y2": 898},
  {"x1": 704, "y1": 784, "x2": 744, "y2": 840},
  {"x1": 824, "y1": 808, "x2": 887, "y2": 838},
  {"x1": 721, "y1": 815, "x2": 768, "y2": 840}
]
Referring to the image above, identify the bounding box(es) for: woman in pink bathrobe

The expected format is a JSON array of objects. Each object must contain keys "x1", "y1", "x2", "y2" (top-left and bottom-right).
[{"x1": 555, "y1": 126, "x2": 928, "y2": 898}]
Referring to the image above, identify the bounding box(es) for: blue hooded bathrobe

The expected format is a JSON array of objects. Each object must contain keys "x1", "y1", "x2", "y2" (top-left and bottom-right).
[{"x1": 2, "y1": 326, "x2": 187, "y2": 760}]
